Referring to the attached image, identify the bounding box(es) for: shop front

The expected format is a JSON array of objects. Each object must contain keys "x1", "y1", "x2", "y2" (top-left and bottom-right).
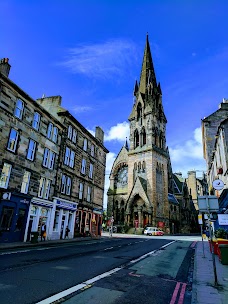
[
  {"x1": 49, "y1": 197, "x2": 77, "y2": 240},
  {"x1": 0, "y1": 192, "x2": 31, "y2": 243},
  {"x1": 75, "y1": 207, "x2": 103, "y2": 237},
  {"x1": 24, "y1": 197, "x2": 54, "y2": 242}
]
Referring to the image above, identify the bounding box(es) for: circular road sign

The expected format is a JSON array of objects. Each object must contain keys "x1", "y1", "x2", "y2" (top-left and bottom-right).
[{"x1": 212, "y1": 179, "x2": 224, "y2": 190}]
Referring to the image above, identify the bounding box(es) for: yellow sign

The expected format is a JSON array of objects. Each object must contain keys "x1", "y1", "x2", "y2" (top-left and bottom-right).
[{"x1": 198, "y1": 214, "x2": 203, "y2": 224}]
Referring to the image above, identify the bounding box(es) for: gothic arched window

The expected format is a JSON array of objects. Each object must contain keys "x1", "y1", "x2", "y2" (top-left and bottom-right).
[
  {"x1": 137, "y1": 103, "x2": 142, "y2": 124},
  {"x1": 134, "y1": 129, "x2": 139, "y2": 148},
  {"x1": 142, "y1": 161, "x2": 146, "y2": 171},
  {"x1": 142, "y1": 128, "x2": 146, "y2": 146},
  {"x1": 138, "y1": 162, "x2": 141, "y2": 172},
  {"x1": 159, "y1": 133, "x2": 163, "y2": 148}
]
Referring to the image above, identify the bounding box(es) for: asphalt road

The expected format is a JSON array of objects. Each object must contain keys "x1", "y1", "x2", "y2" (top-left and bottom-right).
[{"x1": 0, "y1": 236, "x2": 195, "y2": 304}]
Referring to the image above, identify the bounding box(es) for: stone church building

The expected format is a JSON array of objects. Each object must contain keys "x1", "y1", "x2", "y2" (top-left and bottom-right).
[{"x1": 107, "y1": 35, "x2": 171, "y2": 232}]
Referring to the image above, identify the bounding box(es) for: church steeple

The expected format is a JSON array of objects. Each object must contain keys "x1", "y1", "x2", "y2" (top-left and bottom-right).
[{"x1": 139, "y1": 34, "x2": 157, "y2": 94}]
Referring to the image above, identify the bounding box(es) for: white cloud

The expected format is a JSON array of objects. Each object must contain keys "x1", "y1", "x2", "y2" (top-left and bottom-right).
[
  {"x1": 169, "y1": 127, "x2": 206, "y2": 177},
  {"x1": 72, "y1": 106, "x2": 92, "y2": 113},
  {"x1": 104, "y1": 121, "x2": 130, "y2": 142},
  {"x1": 60, "y1": 39, "x2": 138, "y2": 79}
]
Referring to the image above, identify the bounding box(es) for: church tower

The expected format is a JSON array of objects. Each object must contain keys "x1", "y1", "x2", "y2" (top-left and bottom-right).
[{"x1": 107, "y1": 35, "x2": 170, "y2": 231}]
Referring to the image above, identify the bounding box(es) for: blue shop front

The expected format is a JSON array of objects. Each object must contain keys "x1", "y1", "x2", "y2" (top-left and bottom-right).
[{"x1": 0, "y1": 191, "x2": 31, "y2": 243}]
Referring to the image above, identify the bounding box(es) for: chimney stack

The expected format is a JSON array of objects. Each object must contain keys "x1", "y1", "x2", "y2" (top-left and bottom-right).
[{"x1": 0, "y1": 58, "x2": 11, "y2": 77}]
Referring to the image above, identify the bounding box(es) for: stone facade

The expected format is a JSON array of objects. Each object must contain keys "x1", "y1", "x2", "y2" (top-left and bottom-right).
[
  {"x1": 202, "y1": 100, "x2": 228, "y2": 214},
  {"x1": 36, "y1": 96, "x2": 108, "y2": 238},
  {"x1": 0, "y1": 58, "x2": 108, "y2": 242},
  {"x1": 107, "y1": 36, "x2": 170, "y2": 232}
]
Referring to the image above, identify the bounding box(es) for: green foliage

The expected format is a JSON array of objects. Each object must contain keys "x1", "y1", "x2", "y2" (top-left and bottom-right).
[{"x1": 214, "y1": 228, "x2": 228, "y2": 239}]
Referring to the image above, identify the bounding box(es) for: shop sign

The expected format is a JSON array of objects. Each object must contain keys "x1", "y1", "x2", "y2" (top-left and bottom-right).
[
  {"x1": 218, "y1": 214, "x2": 228, "y2": 225},
  {"x1": 20, "y1": 199, "x2": 30, "y2": 204},
  {"x1": 56, "y1": 199, "x2": 77, "y2": 210}
]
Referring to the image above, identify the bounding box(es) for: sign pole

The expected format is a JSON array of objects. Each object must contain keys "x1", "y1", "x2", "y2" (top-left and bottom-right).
[
  {"x1": 200, "y1": 224, "x2": 205, "y2": 258},
  {"x1": 206, "y1": 195, "x2": 218, "y2": 286}
]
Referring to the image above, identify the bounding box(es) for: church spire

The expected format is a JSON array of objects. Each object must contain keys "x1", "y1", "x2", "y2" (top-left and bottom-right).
[
  {"x1": 139, "y1": 34, "x2": 157, "y2": 94},
  {"x1": 124, "y1": 137, "x2": 129, "y2": 150},
  {"x1": 133, "y1": 80, "x2": 139, "y2": 96}
]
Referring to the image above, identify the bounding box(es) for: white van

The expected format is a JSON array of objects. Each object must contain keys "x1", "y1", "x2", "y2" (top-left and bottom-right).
[{"x1": 144, "y1": 227, "x2": 164, "y2": 236}]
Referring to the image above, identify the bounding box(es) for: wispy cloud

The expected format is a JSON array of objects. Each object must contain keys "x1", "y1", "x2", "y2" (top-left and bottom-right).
[
  {"x1": 104, "y1": 121, "x2": 130, "y2": 142},
  {"x1": 60, "y1": 39, "x2": 138, "y2": 80},
  {"x1": 72, "y1": 106, "x2": 92, "y2": 114}
]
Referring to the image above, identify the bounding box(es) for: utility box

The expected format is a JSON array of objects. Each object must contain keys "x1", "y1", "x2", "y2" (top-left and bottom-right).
[{"x1": 218, "y1": 244, "x2": 228, "y2": 265}]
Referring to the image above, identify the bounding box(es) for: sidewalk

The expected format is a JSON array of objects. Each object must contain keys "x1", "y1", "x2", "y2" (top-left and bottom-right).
[
  {"x1": 0, "y1": 235, "x2": 98, "y2": 251},
  {"x1": 192, "y1": 240, "x2": 228, "y2": 304}
]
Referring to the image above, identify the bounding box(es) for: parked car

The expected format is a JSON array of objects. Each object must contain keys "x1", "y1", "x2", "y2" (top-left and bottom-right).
[{"x1": 144, "y1": 227, "x2": 164, "y2": 236}]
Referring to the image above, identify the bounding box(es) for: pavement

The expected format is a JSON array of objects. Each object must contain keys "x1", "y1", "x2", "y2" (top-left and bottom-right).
[
  {"x1": 0, "y1": 234, "x2": 228, "y2": 304},
  {"x1": 191, "y1": 239, "x2": 228, "y2": 304}
]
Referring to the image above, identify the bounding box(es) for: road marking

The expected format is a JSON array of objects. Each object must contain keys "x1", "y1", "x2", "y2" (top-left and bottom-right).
[
  {"x1": 35, "y1": 268, "x2": 122, "y2": 304},
  {"x1": 0, "y1": 247, "x2": 51, "y2": 256},
  {"x1": 129, "y1": 241, "x2": 175, "y2": 264},
  {"x1": 35, "y1": 241, "x2": 175, "y2": 304},
  {"x1": 178, "y1": 283, "x2": 187, "y2": 304},
  {"x1": 170, "y1": 282, "x2": 181, "y2": 304},
  {"x1": 0, "y1": 250, "x2": 31, "y2": 255},
  {"x1": 129, "y1": 271, "x2": 142, "y2": 277},
  {"x1": 190, "y1": 241, "x2": 197, "y2": 248},
  {"x1": 104, "y1": 247, "x2": 113, "y2": 251}
]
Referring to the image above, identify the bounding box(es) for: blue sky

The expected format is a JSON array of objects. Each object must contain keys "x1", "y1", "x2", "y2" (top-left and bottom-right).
[{"x1": 1, "y1": 0, "x2": 228, "y2": 207}]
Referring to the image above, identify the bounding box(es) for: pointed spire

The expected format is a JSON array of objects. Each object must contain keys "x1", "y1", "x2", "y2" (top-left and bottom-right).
[
  {"x1": 139, "y1": 34, "x2": 157, "y2": 94},
  {"x1": 133, "y1": 80, "x2": 139, "y2": 96},
  {"x1": 125, "y1": 137, "x2": 129, "y2": 150}
]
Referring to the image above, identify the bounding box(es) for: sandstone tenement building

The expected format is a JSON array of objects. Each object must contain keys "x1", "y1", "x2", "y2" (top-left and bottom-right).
[{"x1": 0, "y1": 58, "x2": 108, "y2": 243}]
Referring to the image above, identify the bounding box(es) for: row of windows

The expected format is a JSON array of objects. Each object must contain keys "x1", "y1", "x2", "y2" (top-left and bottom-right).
[
  {"x1": 134, "y1": 128, "x2": 146, "y2": 148},
  {"x1": 134, "y1": 161, "x2": 146, "y2": 172},
  {"x1": 14, "y1": 100, "x2": 97, "y2": 157},
  {"x1": 14, "y1": 99, "x2": 59, "y2": 142},
  {"x1": 0, "y1": 163, "x2": 93, "y2": 202},
  {"x1": 68, "y1": 125, "x2": 95, "y2": 156},
  {"x1": 7, "y1": 129, "x2": 94, "y2": 178}
]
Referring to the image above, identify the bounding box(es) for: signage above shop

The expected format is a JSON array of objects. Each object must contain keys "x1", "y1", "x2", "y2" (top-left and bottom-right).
[{"x1": 56, "y1": 199, "x2": 77, "y2": 210}]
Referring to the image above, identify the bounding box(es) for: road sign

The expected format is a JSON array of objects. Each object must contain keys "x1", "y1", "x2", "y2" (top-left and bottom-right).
[
  {"x1": 212, "y1": 179, "x2": 224, "y2": 190},
  {"x1": 198, "y1": 214, "x2": 203, "y2": 224},
  {"x1": 198, "y1": 196, "x2": 219, "y2": 212}
]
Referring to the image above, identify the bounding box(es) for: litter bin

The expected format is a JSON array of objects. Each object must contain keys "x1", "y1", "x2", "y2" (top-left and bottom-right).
[
  {"x1": 30, "y1": 231, "x2": 39, "y2": 243},
  {"x1": 218, "y1": 244, "x2": 228, "y2": 265}
]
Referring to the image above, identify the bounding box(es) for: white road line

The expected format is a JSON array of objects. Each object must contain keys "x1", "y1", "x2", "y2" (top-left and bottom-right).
[
  {"x1": 35, "y1": 268, "x2": 122, "y2": 304},
  {"x1": 0, "y1": 250, "x2": 31, "y2": 255},
  {"x1": 0, "y1": 247, "x2": 51, "y2": 256},
  {"x1": 35, "y1": 241, "x2": 176, "y2": 304},
  {"x1": 104, "y1": 247, "x2": 113, "y2": 251}
]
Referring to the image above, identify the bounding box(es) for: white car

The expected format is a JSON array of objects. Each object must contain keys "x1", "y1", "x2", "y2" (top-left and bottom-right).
[{"x1": 144, "y1": 227, "x2": 164, "y2": 236}]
